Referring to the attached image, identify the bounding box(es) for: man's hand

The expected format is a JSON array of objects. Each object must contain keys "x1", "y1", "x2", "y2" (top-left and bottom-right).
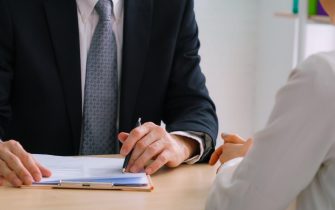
[
  {"x1": 0, "y1": 140, "x2": 51, "y2": 186},
  {"x1": 209, "y1": 133, "x2": 253, "y2": 165},
  {"x1": 118, "y1": 122, "x2": 199, "y2": 175}
]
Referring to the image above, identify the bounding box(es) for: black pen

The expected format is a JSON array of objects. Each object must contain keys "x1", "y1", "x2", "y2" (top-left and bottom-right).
[{"x1": 122, "y1": 118, "x2": 142, "y2": 173}]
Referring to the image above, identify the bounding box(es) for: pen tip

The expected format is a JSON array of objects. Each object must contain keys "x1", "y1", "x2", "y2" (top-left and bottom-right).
[{"x1": 122, "y1": 168, "x2": 126, "y2": 173}]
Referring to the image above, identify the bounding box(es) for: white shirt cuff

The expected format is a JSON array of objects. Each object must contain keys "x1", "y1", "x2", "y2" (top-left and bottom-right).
[
  {"x1": 217, "y1": 157, "x2": 244, "y2": 175},
  {"x1": 170, "y1": 131, "x2": 205, "y2": 164}
]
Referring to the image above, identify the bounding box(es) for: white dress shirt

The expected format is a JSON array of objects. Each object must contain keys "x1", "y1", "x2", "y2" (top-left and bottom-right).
[
  {"x1": 75, "y1": 0, "x2": 204, "y2": 163},
  {"x1": 206, "y1": 51, "x2": 335, "y2": 210}
]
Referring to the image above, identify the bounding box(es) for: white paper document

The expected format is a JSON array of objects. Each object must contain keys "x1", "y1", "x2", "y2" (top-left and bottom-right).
[{"x1": 33, "y1": 154, "x2": 148, "y2": 185}]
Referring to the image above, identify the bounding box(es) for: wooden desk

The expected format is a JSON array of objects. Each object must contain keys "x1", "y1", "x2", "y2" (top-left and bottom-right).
[{"x1": 0, "y1": 156, "x2": 217, "y2": 210}]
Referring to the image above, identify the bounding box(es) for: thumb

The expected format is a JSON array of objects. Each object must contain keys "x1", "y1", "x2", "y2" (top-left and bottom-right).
[
  {"x1": 209, "y1": 147, "x2": 223, "y2": 166},
  {"x1": 222, "y1": 133, "x2": 245, "y2": 144}
]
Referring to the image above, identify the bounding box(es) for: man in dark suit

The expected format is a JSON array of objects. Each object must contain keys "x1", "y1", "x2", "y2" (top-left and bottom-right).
[{"x1": 0, "y1": 0, "x2": 218, "y2": 186}]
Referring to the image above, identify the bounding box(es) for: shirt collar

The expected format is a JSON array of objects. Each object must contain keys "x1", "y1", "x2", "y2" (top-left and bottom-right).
[{"x1": 76, "y1": 0, "x2": 123, "y2": 22}]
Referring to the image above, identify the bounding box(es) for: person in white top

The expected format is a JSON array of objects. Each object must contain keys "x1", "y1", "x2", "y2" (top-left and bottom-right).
[{"x1": 206, "y1": 0, "x2": 335, "y2": 209}]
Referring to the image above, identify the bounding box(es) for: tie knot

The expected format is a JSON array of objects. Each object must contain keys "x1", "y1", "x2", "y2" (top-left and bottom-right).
[{"x1": 95, "y1": 0, "x2": 113, "y2": 21}]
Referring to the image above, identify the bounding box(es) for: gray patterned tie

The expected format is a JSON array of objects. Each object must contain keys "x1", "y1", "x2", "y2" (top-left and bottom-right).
[{"x1": 81, "y1": 0, "x2": 119, "y2": 155}]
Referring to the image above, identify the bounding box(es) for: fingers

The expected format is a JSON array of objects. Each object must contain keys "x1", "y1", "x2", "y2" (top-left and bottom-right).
[
  {"x1": 145, "y1": 151, "x2": 170, "y2": 175},
  {"x1": 218, "y1": 143, "x2": 246, "y2": 164},
  {"x1": 209, "y1": 147, "x2": 223, "y2": 165},
  {"x1": 36, "y1": 162, "x2": 52, "y2": 178},
  {"x1": 0, "y1": 159, "x2": 22, "y2": 186},
  {"x1": 0, "y1": 140, "x2": 51, "y2": 186},
  {"x1": 127, "y1": 126, "x2": 166, "y2": 172},
  {"x1": 120, "y1": 122, "x2": 156, "y2": 156},
  {"x1": 129, "y1": 140, "x2": 165, "y2": 173},
  {"x1": 0, "y1": 150, "x2": 34, "y2": 185},
  {"x1": 13, "y1": 151, "x2": 42, "y2": 182},
  {"x1": 121, "y1": 122, "x2": 190, "y2": 175},
  {"x1": 221, "y1": 133, "x2": 245, "y2": 144},
  {"x1": 7, "y1": 141, "x2": 42, "y2": 183},
  {"x1": 209, "y1": 134, "x2": 253, "y2": 168}
]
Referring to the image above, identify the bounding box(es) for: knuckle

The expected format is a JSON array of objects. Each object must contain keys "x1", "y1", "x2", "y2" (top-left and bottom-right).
[
  {"x1": 122, "y1": 145, "x2": 131, "y2": 153},
  {"x1": 7, "y1": 140, "x2": 23, "y2": 151},
  {"x1": 137, "y1": 141, "x2": 147, "y2": 150},
  {"x1": 0, "y1": 168, "x2": 6, "y2": 177},
  {"x1": 23, "y1": 156, "x2": 37, "y2": 171},
  {"x1": 132, "y1": 128, "x2": 142, "y2": 138},
  {"x1": 7, "y1": 154, "x2": 18, "y2": 165},
  {"x1": 5, "y1": 171, "x2": 16, "y2": 180},
  {"x1": 128, "y1": 158, "x2": 136, "y2": 166},
  {"x1": 145, "y1": 122, "x2": 155, "y2": 128},
  {"x1": 147, "y1": 144, "x2": 158, "y2": 154},
  {"x1": 158, "y1": 154, "x2": 168, "y2": 163},
  {"x1": 156, "y1": 127, "x2": 166, "y2": 136},
  {"x1": 22, "y1": 153, "x2": 32, "y2": 163},
  {"x1": 165, "y1": 143, "x2": 174, "y2": 151},
  {"x1": 17, "y1": 168, "x2": 28, "y2": 178},
  {"x1": 8, "y1": 140, "x2": 19, "y2": 147},
  {"x1": 22, "y1": 154, "x2": 31, "y2": 163},
  {"x1": 7, "y1": 140, "x2": 15, "y2": 145}
]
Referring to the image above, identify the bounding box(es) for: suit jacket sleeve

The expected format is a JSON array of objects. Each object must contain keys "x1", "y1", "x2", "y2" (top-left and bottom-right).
[
  {"x1": 163, "y1": 0, "x2": 218, "y2": 163},
  {"x1": 0, "y1": 0, "x2": 14, "y2": 140}
]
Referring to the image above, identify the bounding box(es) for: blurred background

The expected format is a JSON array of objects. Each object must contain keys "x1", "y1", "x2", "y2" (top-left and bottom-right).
[{"x1": 194, "y1": 0, "x2": 335, "y2": 143}]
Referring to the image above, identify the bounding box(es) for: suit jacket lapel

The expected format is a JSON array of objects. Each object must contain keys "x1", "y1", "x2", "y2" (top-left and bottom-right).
[
  {"x1": 44, "y1": 0, "x2": 82, "y2": 153},
  {"x1": 120, "y1": 0, "x2": 153, "y2": 132}
]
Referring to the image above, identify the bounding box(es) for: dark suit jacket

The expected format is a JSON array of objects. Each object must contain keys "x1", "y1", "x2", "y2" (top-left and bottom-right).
[{"x1": 0, "y1": 0, "x2": 218, "y2": 162}]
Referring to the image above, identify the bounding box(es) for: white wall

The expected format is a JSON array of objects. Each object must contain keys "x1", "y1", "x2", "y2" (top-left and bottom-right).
[
  {"x1": 253, "y1": 0, "x2": 296, "y2": 131},
  {"x1": 195, "y1": 0, "x2": 259, "y2": 141},
  {"x1": 195, "y1": 0, "x2": 335, "y2": 142},
  {"x1": 254, "y1": 0, "x2": 335, "y2": 131},
  {"x1": 305, "y1": 24, "x2": 335, "y2": 58}
]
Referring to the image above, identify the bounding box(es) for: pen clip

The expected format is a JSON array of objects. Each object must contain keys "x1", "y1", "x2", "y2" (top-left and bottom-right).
[{"x1": 137, "y1": 118, "x2": 142, "y2": 126}]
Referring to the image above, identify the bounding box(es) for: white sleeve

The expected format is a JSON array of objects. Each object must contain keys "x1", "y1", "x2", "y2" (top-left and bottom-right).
[{"x1": 206, "y1": 54, "x2": 335, "y2": 210}]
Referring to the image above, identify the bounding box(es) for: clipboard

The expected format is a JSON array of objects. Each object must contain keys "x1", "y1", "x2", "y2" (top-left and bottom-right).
[
  {"x1": 21, "y1": 154, "x2": 154, "y2": 192},
  {"x1": 23, "y1": 175, "x2": 154, "y2": 192},
  {"x1": 57, "y1": 175, "x2": 154, "y2": 191},
  {"x1": 26, "y1": 175, "x2": 154, "y2": 192}
]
